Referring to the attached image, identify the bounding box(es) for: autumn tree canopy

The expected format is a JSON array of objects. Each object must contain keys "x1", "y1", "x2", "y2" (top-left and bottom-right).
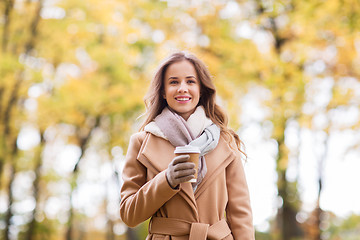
[{"x1": 1, "y1": 0, "x2": 360, "y2": 240}]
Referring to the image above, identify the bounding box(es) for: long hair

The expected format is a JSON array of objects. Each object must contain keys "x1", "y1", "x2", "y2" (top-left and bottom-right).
[{"x1": 140, "y1": 51, "x2": 246, "y2": 156}]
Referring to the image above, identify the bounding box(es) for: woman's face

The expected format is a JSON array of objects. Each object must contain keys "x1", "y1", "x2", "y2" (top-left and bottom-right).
[{"x1": 163, "y1": 60, "x2": 201, "y2": 120}]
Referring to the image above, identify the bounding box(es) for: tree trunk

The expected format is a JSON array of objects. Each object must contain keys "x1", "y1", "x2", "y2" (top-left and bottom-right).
[
  {"x1": 65, "y1": 117, "x2": 100, "y2": 240},
  {"x1": 0, "y1": 0, "x2": 43, "y2": 185},
  {"x1": 24, "y1": 0, "x2": 43, "y2": 54},
  {"x1": 66, "y1": 172, "x2": 81, "y2": 240},
  {"x1": 2, "y1": 0, "x2": 14, "y2": 52},
  {"x1": 311, "y1": 132, "x2": 329, "y2": 240},
  {"x1": 277, "y1": 171, "x2": 302, "y2": 240},
  {"x1": 3, "y1": 164, "x2": 15, "y2": 240},
  {"x1": 126, "y1": 228, "x2": 138, "y2": 240},
  {"x1": 66, "y1": 195, "x2": 75, "y2": 240},
  {"x1": 106, "y1": 220, "x2": 115, "y2": 240},
  {"x1": 275, "y1": 116, "x2": 303, "y2": 240},
  {"x1": 24, "y1": 134, "x2": 45, "y2": 240},
  {"x1": 3, "y1": 139, "x2": 18, "y2": 240},
  {"x1": 0, "y1": 77, "x2": 21, "y2": 239},
  {"x1": 105, "y1": 179, "x2": 115, "y2": 240}
]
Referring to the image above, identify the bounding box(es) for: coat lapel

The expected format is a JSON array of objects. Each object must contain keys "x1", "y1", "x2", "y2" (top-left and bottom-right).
[
  {"x1": 137, "y1": 133, "x2": 172, "y2": 173},
  {"x1": 194, "y1": 136, "x2": 235, "y2": 199},
  {"x1": 137, "y1": 133, "x2": 198, "y2": 212}
]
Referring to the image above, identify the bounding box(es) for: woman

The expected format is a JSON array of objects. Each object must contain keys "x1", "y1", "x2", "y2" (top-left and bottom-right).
[{"x1": 120, "y1": 51, "x2": 254, "y2": 240}]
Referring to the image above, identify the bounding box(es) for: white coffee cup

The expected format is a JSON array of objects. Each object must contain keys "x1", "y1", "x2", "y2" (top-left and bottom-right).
[{"x1": 174, "y1": 145, "x2": 200, "y2": 183}]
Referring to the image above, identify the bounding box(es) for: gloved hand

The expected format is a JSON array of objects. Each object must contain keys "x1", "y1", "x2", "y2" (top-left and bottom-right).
[{"x1": 166, "y1": 154, "x2": 196, "y2": 189}]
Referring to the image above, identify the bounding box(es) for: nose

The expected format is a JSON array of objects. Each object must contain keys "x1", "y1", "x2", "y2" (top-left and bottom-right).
[{"x1": 177, "y1": 81, "x2": 188, "y2": 93}]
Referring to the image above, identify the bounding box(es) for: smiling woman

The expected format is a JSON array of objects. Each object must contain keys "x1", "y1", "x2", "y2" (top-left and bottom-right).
[
  {"x1": 119, "y1": 51, "x2": 255, "y2": 240},
  {"x1": 163, "y1": 60, "x2": 201, "y2": 120}
]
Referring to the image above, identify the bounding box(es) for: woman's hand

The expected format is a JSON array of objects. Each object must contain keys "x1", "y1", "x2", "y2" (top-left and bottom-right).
[{"x1": 166, "y1": 155, "x2": 196, "y2": 189}]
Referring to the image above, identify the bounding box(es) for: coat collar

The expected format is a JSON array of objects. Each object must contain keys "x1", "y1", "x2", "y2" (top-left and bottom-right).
[{"x1": 137, "y1": 132, "x2": 235, "y2": 214}]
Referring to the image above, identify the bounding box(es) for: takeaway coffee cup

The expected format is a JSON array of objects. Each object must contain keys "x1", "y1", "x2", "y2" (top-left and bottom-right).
[{"x1": 174, "y1": 145, "x2": 200, "y2": 183}]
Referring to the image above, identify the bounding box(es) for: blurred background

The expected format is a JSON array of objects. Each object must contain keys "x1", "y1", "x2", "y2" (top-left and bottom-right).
[{"x1": 1, "y1": 0, "x2": 360, "y2": 239}]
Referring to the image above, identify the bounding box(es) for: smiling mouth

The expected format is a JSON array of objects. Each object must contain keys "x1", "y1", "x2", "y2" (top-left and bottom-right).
[{"x1": 175, "y1": 97, "x2": 191, "y2": 101}]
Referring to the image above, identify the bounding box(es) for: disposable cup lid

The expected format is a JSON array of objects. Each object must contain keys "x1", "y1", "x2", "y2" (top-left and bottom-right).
[{"x1": 174, "y1": 145, "x2": 200, "y2": 154}]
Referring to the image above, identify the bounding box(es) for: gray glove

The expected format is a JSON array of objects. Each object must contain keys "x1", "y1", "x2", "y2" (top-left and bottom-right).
[{"x1": 166, "y1": 155, "x2": 196, "y2": 189}]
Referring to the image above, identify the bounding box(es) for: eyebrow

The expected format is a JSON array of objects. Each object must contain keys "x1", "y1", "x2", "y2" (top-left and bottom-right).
[{"x1": 167, "y1": 76, "x2": 197, "y2": 80}]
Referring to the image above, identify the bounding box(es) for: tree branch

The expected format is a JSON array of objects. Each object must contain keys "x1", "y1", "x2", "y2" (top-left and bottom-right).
[{"x1": 1, "y1": 0, "x2": 14, "y2": 52}]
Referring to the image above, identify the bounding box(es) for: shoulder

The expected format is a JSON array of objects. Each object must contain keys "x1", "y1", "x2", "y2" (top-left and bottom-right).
[
  {"x1": 129, "y1": 131, "x2": 166, "y2": 149},
  {"x1": 130, "y1": 131, "x2": 147, "y2": 142},
  {"x1": 144, "y1": 121, "x2": 168, "y2": 140},
  {"x1": 128, "y1": 131, "x2": 148, "y2": 150},
  {"x1": 219, "y1": 132, "x2": 243, "y2": 159}
]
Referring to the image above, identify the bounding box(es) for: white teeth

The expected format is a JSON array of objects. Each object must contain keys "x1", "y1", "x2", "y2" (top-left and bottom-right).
[{"x1": 177, "y1": 98, "x2": 190, "y2": 101}]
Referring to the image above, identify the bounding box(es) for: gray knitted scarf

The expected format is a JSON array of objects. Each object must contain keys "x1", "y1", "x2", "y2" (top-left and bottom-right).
[{"x1": 154, "y1": 107, "x2": 220, "y2": 189}]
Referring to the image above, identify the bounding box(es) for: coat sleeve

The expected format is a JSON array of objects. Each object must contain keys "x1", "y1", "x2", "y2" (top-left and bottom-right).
[
  {"x1": 226, "y1": 152, "x2": 255, "y2": 240},
  {"x1": 119, "y1": 132, "x2": 179, "y2": 227}
]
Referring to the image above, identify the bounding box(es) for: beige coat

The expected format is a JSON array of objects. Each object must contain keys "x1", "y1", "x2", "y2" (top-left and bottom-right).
[{"x1": 120, "y1": 131, "x2": 254, "y2": 240}]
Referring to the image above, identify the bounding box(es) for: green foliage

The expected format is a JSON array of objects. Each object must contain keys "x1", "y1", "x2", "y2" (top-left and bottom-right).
[
  {"x1": 326, "y1": 214, "x2": 360, "y2": 240},
  {"x1": 255, "y1": 231, "x2": 272, "y2": 240}
]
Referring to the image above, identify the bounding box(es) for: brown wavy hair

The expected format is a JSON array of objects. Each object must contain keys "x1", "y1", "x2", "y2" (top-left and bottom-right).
[{"x1": 140, "y1": 51, "x2": 246, "y2": 156}]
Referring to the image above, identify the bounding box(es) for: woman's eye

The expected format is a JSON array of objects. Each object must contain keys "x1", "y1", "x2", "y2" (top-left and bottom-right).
[
  {"x1": 188, "y1": 80, "x2": 196, "y2": 84},
  {"x1": 170, "y1": 80, "x2": 178, "y2": 84}
]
